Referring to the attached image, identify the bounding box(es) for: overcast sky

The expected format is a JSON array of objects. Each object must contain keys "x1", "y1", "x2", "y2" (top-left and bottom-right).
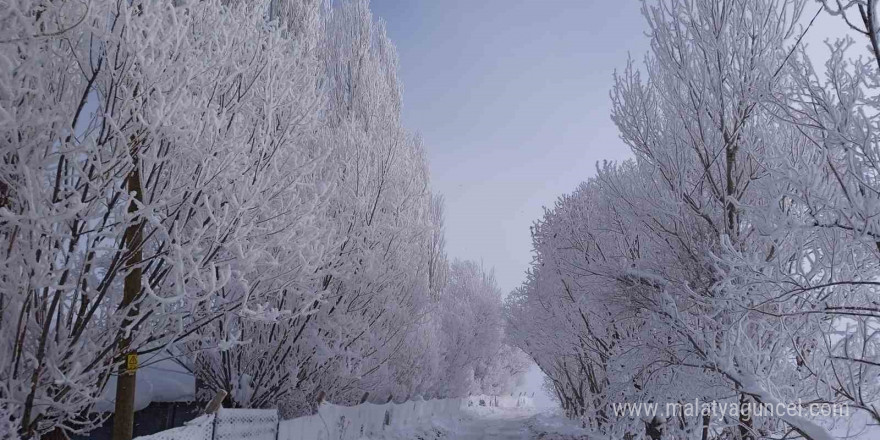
[{"x1": 368, "y1": 1, "x2": 852, "y2": 296}]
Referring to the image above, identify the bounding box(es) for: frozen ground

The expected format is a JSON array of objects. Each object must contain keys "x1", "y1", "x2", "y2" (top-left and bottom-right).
[{"x1": 369, "y1": 406, "x2": 591, "y2": 440}]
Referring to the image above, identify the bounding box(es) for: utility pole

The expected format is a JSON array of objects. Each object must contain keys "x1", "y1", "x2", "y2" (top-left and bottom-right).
[{"x1": 112, "y1": 137, "x2": 144, "y2": 440}]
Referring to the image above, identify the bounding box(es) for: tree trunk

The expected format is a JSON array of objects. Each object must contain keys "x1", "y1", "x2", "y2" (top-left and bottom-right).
[
  {"x1": 645, "y1": 416, "x2": 663, "y2": 440},
  {"x1": 42, "y1": 427, "x2": 67, "y2": 440},
  {"x1": 701, "y1": 413, "x2": 711, "y2": 440},
  {"x1": 738, "y1": 393, "x2": 754, "y2": 440},
  {"x1": 112, "y1": 147, "x2": 144, "y2": 440}
]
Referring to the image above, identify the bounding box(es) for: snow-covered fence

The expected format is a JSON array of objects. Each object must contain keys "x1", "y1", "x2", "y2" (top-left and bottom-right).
[
  {"x1": 133, "y1": 408, "x2": 277, "y2": 440},
  {"x1": 214, "y1": 408, "x2": 278, "y2": 440},
  {"x1": 135, "y1": 398, "x2": 463, "y2": 440}
]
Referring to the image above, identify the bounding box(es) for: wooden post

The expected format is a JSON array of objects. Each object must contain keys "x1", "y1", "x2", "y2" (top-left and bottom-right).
[{"x1": 204, "y1": 390, "x2": 228, "y2": 415}]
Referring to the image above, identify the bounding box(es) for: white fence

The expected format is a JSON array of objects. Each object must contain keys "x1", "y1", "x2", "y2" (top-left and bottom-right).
[
  {"x1": 214, "y1": 408, "x2": 278, "y2": 440},
  {"x1": 134, "y1": 397, "x2": 466, "y2": 440}
]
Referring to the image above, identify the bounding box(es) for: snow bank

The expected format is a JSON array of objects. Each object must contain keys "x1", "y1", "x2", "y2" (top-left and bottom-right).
[
  {"x1": 132, "y1": 408, "x2": 277, "y2": 440},
  {"x1": 279, "y1": 398, "x2": 464, "y2": 440},
  {"x1": 133, "y1": 414, "x2": 213, "y2": 440},
  {"x1": 97, "y1": 359, "x2": 195, "y2": 413}
]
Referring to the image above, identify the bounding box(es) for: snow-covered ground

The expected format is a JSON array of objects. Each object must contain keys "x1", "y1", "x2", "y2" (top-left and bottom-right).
[{"x1": 371, "y1": 405, "x2": 591, "y2": 440}]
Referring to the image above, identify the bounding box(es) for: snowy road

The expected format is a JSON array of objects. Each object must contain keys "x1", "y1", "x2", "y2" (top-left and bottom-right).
[
  {"x1": 447, "y1": 410, "x2": 536, "y2": 439},
  {"x1": 431, "y1": 407, "x2": 591, "y2": 440}
]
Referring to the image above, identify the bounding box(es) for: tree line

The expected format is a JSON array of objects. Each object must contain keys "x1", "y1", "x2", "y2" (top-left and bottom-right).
[
  {"x1": 0, "y1": 1, "x2": 525, "y2": 439},
  {"x1": 507, "y1": 1, "x2": 880, "y2": 439}
]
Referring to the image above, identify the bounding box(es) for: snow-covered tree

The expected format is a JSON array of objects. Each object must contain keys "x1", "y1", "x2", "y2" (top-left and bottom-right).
[
  {"x1": 747, "y1": 0, "x2": 880, "y2": 428},
  {"x1": 507, "y1": 1, "x2": 859, "y2": 439},
  {"x1": 187, "y1": 0, "x2": 459, "y2": 418},
  {"x1": 1, "y1": 0, "x2": 331, "y2": 437}
]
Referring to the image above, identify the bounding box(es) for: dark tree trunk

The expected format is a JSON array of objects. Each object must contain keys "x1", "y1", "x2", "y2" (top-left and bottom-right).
[
  {"x1": 112, "y1": 145, "x2": 144, "y2": 440},
  {"x1": 645, "y1": 416, "x2": 663, "y2": 440}
]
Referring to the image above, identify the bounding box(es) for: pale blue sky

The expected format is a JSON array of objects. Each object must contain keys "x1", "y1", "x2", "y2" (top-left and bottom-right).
[
  {"x1": 368, "y1": 1, "x2": 852, "y2": 296},
  {"x1": 370, "y1": 1, "x2": 648, "y2": 294}
]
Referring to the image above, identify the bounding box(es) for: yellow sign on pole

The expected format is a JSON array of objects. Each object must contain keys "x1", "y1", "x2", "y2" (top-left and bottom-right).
[{"x1": 126, "y1": 353, "x2": 138, "y2": 374}]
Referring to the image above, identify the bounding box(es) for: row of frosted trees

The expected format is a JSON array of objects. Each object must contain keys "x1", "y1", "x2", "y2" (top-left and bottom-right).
[
  {"x1": 507, "y1": 1, "x2": 880, "y2": 439},
  {"x1": 0, "y1": 1, "x2": 523, "y2": 439}
]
